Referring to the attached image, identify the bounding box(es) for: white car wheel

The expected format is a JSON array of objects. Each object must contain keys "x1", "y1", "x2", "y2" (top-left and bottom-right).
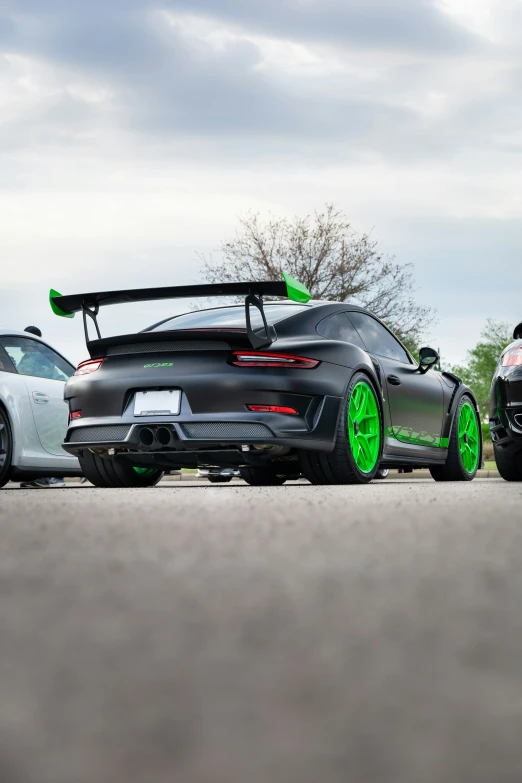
[{"x1": 0, "y1": 407, "x2": 13, "y2": 488}]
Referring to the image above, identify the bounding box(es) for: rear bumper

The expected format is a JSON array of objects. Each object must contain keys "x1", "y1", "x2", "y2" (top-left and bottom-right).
[
  {"x1": 489, "y1": 369, "x2": 522, "y2": 455},
  {"x1": 489, "y1": 405, "x2": 522, "y2": 455},
  {"x1": 62, "y1": 395, "x2": 343, "y2": 455}
]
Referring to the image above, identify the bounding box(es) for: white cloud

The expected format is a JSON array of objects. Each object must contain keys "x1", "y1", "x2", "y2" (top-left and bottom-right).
[
  {"x1": 438, "y1": 0, "x2": 522, "y2": 44},
  {"x1": 437, "y1": 0, "x2": 498, "y2": 39},
  {"x1": 161, "y1": 11, "x2": 346, "y2": 79}
]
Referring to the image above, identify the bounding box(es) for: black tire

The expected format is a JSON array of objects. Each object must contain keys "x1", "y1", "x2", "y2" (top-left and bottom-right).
[
  {"x1": 300, "y1": 371, "x2": 383, "y2": 485},
  {"x1": 494, "y1": 445, "x2": 522, "y2": 482},
  {"x1": 79, "y1": 451, "x2": 164, "y2": 488},
  {"x1": 0, "y1": 406, "x2": 13, "y2": 489},
  {"x1": 239, "y1": 466, "x2": 288, "y2": 486},
  {"x1": 429, "y1": 395, "x2": 481, "y2": 482},
  {"x1": 207, "y1": 475, "x2": 233, "y2": 483},
  {"x1": 374, "y1": 467, "x2": 389, "y2": 480}
]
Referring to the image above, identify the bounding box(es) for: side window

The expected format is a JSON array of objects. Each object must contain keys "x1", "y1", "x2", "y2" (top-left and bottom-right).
[
  {"x1": 0, "y1": 337, "x2": 74, "y2": 381},
  {"x1": 0, "y1": 345, "x2": 16, "y2": 374},
  {"x1": 347, "y1": 312, "x2": 411, "y2": 364},
  {"x1": 316, "y1": 313, "x2": 366, "y2": 348}
]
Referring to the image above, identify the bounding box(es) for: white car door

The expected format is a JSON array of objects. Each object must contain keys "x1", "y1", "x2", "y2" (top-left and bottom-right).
[
  {"x1": 0, "y1": 344, "x2": 43, "y2": 459},
  {"x1": 1, "y1": 336, "x2": 74, "y2": 458},
  {"x1": 24, "y1": 376, "x2": 71, "y2": 457}
]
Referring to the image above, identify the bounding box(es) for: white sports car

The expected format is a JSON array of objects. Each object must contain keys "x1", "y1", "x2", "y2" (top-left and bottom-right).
[{"x1": 0, "y1": 329, "x2": 81, "y2": 488}]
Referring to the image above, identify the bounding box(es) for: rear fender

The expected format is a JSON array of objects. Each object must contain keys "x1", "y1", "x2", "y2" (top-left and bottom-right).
[
  {"x1": 277, "y1": 337, "x2": 382, "y2": 403},
  {"x1": 330, "y1": 357, "x2": 386, "y2": 442},
  {"x1": 277, "y1": 340, "x2": 385, "y2": 436},
  {"x1": 444, "y1": 384, "x2": 483, "y2": 465}
]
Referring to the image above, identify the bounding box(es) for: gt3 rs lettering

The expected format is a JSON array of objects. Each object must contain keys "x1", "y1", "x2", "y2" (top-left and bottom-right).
[
  {"x1": 143, "y1": 363, "x2": 174, "y2": 368},
  {"x1": 387, "y1": 426, "x2": 448, "y2": 448}
]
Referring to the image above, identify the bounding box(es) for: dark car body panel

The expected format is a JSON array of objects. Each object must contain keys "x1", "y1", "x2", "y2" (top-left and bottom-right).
[
  {"x1": 489, "y1": 337, "x2": 522, "y2": 456},
  {"x1": 64, "y1": 343, "x2": 349, "y2": 454},
  {"x1": 63, "y1": 302, "x2": 480, "y2": 471}
]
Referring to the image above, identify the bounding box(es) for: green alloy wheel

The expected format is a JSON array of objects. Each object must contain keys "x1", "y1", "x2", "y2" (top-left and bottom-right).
[
  {"x1": 348, "y1": 381, "x2": 381, "y2": 474},
  {"x1": 300, "y1": 371, "x2": 383, "y2": 485},
  {"x1": 458, "y1": 401, "x2": 480, "y2": 474},
  {"x1": 430, "y1": 395, "x2": 481, "y2": 482}
]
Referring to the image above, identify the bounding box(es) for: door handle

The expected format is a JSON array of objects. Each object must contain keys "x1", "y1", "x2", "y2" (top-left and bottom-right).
[
  {"x1": 387, "y1": 375, "x2": 401, "y2": 386},
  {"x1": 32, "y1": 392, "x2": 50, "y2": 404}
]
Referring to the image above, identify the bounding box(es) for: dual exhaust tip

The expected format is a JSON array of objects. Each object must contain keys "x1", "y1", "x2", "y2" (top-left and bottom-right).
[{"x1": 137, "y1": 426, "x2": 175, "y2": 450}]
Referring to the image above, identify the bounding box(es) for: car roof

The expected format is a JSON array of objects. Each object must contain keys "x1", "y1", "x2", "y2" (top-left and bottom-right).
[
  {"x1": 0, "y1": 328, "x2": 45, "y2": 339},
  {"x1": 0, "y1": 329, "x2": 75, "y2": 365},
  {"x1": 151, "y1": 300, "x2": 361, "y2": 318},
  {"x1": 145, "y1": 299, "x2": 374, "y2": 330},
  {"x1": 503, "y1": 337, "x2": 522, "y2": 353},
  {"x1": 144, "y1": 299, "x2": 371, "y2": 333}
]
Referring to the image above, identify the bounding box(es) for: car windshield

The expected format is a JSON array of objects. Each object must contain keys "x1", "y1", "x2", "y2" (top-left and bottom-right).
[{"x1": 147, "y1": 304, "x2": 309, "y2": 332}]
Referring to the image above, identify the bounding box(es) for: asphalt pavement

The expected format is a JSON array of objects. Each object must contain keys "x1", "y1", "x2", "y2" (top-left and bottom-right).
[{"x1": 1, "y1": 478, "x2": 522, "y2": 783}]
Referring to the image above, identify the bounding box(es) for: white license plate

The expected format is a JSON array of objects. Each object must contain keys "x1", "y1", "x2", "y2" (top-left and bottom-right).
[{"x1": 133, "y1": 390, "x2": 181, "y2": 416}]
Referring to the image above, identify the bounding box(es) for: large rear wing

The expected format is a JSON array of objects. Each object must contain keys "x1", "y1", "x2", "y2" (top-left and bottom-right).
[{"x1": 50, "y1": 272, "x2": 311, "y2": 350}]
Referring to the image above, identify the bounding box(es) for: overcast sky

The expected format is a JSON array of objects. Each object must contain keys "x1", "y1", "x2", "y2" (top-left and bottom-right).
[{"x1": 1, "y1": 0, "x2": 520, "y2": 364}]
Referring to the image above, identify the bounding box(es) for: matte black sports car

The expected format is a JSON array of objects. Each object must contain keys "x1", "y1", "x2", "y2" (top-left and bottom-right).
[
  {"x1": 50, "y1": 274, "x2": 482, "y2": 487},
  {"x1": 489, "y1": 320, "x2": 522, "y2": 481}
]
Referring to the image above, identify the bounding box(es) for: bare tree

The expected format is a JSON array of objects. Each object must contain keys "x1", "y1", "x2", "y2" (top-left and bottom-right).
[{"x1": 201, "y1": 205, "x2": 435, "y2": 349}]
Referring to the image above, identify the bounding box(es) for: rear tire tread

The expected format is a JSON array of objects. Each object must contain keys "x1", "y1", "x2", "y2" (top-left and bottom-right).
[
  {"x1": 79, "y1": 451, "x2": 163, "y2": 488},
  {"x1": 0, "y1": 406, "x2": 13, "y2": 489},
  {"x1": 494, "y1": 445, "x2": 522, "y2": 482},
  {"x1": 239, "y1": 467, "x2": 288, "y2": 486}
]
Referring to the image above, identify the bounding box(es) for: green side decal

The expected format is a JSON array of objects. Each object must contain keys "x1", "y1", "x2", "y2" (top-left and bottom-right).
[
  {"x1": 282, "y1": 271, "x2": 311, "y2": 304},
  {"x1": 348, "y1": 380, "x2": 380, "y2": 473},
  {"x1": 387, "y1": 426, "x2": 448, "y2": 448},
  {"x1": 458, "y1": 402, "x2": 480, "y2": 474},
  {"x1": 49, "y1": 289, "x2": 75, "y2": 319}
]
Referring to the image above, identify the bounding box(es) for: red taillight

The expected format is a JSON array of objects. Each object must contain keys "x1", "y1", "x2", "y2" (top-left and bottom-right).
[
  {"x1": 69, "y1": 410, "x2": 82, "y2": 420},
  {"x1": 232, "y1": 351, "x2": 319, "y2": 369},
  {"x1": 502, "y1": 348, "x2": 522, "y2": 367},
  {"x1": 74, "y1": 358, "x2": 104, "y2": 376},
  {"x1": 247, "y1": 404, "x2": 298, "y2": 415}
]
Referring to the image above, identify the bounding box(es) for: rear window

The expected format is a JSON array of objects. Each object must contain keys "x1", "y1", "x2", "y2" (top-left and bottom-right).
[
  {"x1": 147, "y1": 304, "x2": 309, "y2": 332},
  {"x1": 317, "y1": 312, "x2": 366, "y2": 348}
]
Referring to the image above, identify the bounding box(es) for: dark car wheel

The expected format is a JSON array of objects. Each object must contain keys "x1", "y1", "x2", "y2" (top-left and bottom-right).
[
  {"x1": 239, "y1": 467, "x2": 288, "y2": 486},
  {"x1": 494, "y1": 445, "x2": 522, "y2": 481},
  {"x1": 0, "y1": 406, "x2": 13, "y2": 489},
  {"x1": 79, "y1": 451, "x2": 164, "y2": 488},
  {"x1": 207, "y1": 475, "x2": 233, "y2": 483},
  {"x1": 429, "y1": 395, "x2": 481, "y2": 482},
  {"x1": 300, "y1": 372, "x2": 383, "y2": 485},
  {"x1": 374, "y1": 467, "x2": 389, "y2": 480}
]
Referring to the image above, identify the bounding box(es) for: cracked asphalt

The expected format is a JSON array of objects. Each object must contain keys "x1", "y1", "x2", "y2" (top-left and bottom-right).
[{"x1": 1, "y1": 478, "x2": 522, "y2": 783}]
